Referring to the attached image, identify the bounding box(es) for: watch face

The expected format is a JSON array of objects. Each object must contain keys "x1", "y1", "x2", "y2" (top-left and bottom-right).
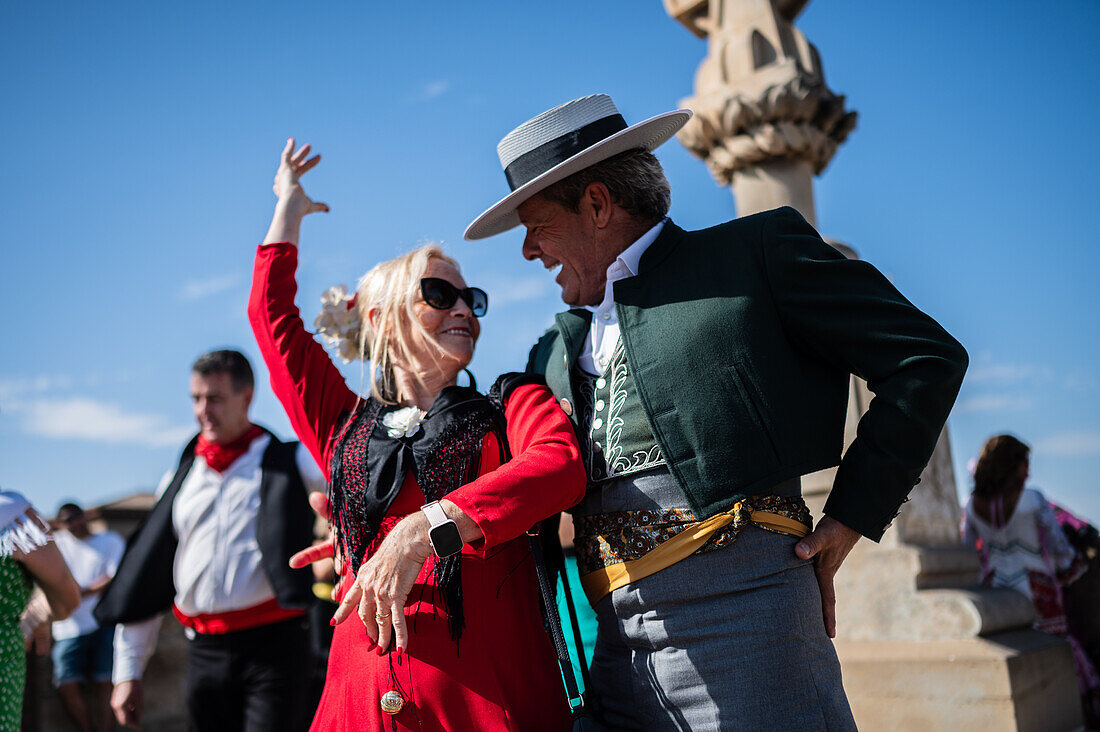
[{"x1": 429, "y1": 522, "x2": 463, "y2": 558}]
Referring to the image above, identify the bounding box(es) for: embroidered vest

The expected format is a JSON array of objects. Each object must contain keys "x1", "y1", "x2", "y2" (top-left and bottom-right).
[{"x1": 574, "y1": 343, "x2": 665, "y2": 483}]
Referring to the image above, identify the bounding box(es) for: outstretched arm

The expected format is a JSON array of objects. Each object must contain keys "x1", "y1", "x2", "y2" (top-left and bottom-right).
[{"x1": 248, "y1": 139, "x2": 357, "y2": 472}]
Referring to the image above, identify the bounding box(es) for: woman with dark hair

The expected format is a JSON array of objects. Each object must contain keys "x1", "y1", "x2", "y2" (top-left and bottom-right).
[
  {"x1": 249, "y1": 140, "x2": 584, "y2": 730},
  {"x1": 963, "y1": 434, "x2": 1099, "y2": 722}
]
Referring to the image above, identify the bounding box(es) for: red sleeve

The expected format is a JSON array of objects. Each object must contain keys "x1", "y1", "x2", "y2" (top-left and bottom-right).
[
  {"x1": 247, "y1": 243, "x2": 358, "y2": 477},
  {"x1": 446, "y1": 383, "x2": 586, "y2": 551}
]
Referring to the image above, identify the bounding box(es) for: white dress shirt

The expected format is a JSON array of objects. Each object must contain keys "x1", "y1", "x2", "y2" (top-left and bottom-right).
[
  {"x1": 51, "y1": 530, "x2": 125, "y2": 640},
  {"x1": 578, "y1": 219, "x2": 666, "y2": 376},
  {"x1": 113, "y1": 436, "x2": 325, "y2": 683}
]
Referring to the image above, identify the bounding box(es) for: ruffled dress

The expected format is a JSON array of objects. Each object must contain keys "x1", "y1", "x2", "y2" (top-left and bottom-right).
[{"x1": 963, "y1": 488, "x2": 1100, "y2": 701}]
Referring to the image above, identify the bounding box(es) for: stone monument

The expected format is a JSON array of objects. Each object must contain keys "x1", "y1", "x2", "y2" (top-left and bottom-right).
[{"x1": 664, "y1": 1, "x2": 1082, "y2": 729}]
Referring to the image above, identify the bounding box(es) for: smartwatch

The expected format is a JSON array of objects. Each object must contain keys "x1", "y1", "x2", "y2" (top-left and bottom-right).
[{"x1": 422, "y1": 501, "x2": 463, "y2": 559}]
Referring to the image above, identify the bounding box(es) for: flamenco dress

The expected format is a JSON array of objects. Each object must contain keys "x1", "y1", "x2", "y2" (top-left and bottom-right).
[{"x1": 249, "y1": 242, "x2": 585, "y2": 731}]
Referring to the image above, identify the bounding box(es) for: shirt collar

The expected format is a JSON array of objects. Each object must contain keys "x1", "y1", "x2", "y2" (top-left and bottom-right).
[{"x1": 586, "y1": 219, "x2": 666, "y2": 315}]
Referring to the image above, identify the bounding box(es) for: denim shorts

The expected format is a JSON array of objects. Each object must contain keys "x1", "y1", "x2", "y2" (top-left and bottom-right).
[{"x1": 51, "y1": 625, "x2": 115, "y2": 685}]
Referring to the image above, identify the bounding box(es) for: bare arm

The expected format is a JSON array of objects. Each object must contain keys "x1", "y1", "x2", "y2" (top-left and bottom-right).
[{"x1": 14, "y1": 511, "x2": 81, "y2": 620}]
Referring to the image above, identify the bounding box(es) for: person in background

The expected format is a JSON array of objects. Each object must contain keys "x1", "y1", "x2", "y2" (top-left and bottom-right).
[
  {"x1": 962, "y1": 434, "x2": 1100, "y2": 725},
  {"x1": 50, "y1": 502, "x2": 125, "y2": 732},
  {"x1": 94, "y1": 349, "x2": 327, "y2": 731},
  {"x1": 1, "y1": 490, "x2": 81, "y2": 731}
]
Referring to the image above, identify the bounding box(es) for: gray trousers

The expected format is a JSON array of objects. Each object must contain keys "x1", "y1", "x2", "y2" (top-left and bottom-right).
[{"x1": 576, "y1": 470, "x2": 856, "y2": 731}]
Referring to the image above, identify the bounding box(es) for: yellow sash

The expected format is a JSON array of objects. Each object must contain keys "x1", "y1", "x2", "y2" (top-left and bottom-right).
[{"x1": 579, "y1": 503, "x2": 809, "y2": 605}]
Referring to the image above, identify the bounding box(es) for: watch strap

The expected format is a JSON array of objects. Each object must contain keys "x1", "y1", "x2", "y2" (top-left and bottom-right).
[{"x1": 422, "y1": 501, "x2": 449, "y2": 527}]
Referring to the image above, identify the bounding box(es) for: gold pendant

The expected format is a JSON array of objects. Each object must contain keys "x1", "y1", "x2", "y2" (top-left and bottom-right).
[{"x1": 380, "y1": 690, "x2": 405, "y2": 715}]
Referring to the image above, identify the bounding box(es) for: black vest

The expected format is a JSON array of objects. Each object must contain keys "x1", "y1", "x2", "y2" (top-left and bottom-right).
[{"x1": 95, "y1": 430, "x2": 315, "y2": 626}]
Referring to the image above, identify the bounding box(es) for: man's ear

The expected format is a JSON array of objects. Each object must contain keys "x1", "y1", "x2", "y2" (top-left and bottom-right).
[
  {"x1": 582, "y1": 182, "x2": 614, "y2": 229},
  {"x1": 243, "y1": 386, "x2": 254, "y2": 410}
]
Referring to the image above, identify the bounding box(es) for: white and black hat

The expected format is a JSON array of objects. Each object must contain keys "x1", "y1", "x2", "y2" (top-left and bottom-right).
[{"x1": 464, "y1": 94, "x2": 691, "y2": 241}]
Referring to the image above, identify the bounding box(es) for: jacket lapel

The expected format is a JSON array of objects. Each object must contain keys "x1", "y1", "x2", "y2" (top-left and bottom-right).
[
  {"x1": 556, "y1": 309, "x2": 591, "y2": 368},
  {"x1": 543, "y1": 309, "x2": 591, "y2": 408}
]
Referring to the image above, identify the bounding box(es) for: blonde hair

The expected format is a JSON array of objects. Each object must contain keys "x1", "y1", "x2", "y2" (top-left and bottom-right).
[{"x1": 354, "y1": 243, "x2": 462, "y2": 405}]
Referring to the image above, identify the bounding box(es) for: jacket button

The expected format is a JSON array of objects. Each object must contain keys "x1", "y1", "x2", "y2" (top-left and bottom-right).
[{"x1": 559, "y1": 398, "x2": 573, "y2": 416}]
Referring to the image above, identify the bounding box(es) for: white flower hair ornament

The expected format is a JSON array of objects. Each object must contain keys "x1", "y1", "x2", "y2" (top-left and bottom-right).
[{"x1": 314, "y1": 285, "x2": 363, "y2": 363}]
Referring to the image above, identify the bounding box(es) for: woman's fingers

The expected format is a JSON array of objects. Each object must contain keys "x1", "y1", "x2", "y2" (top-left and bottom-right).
[
  {"x1": 358, "y1": 589, "x2": 381, "y2": 645},
  {"x1": 288, "y1": 541, "x2": 332, "y2": 569},
  {"x1": 291, "y1": 143, "x2": 312, "y2": 165},
  {"x1": 281, "y1": 138, "x2": 295, "y2": 164},
  {"x1": 373, "y1": 603, "x2": 394, "y2": 653},
  {"x1": 298, "y1": 154, "x2": 322, "y2": 176},
  {"x1": 390, "y1": 602, "x2": 409, "y2": 655},
  {"x1": 308, "y1": 200, "x2": 330, "y2": 214},
  {"x1": 332, "y1": 577, "x2": 363, "y2": 626}
]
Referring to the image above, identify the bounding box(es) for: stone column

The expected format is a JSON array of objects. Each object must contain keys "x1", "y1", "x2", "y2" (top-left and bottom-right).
[
  {"x1": 665, "y1": 0, "x2": 856, "y2": 225},
  {"x1": 665, "y1": 2, "x2": 1082, "y2": 729}
]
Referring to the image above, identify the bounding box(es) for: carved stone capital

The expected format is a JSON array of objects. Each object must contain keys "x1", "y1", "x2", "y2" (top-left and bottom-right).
[{"x1": 678, "y1": 66, "x2": 857, "y2": 184}]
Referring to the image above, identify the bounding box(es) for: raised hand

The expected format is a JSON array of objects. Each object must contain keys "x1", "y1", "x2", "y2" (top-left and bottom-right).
[{"x1": 263, "y1": 138, "x2": 329, "y2": 245}]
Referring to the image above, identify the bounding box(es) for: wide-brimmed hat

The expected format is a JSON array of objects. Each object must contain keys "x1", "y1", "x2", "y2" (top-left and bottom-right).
[{"x1": 464, "y1": 94, "x2": 691, "y2": 241}]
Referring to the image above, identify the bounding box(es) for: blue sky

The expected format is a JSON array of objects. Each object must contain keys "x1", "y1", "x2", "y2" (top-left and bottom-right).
[{"x1": 2, "y1": 1, "x2": 1098, "y2": 526}]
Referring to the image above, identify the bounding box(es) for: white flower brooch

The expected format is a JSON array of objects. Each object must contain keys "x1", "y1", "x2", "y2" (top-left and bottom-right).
[{"x1": 381, "y1": 406, "x2": 425, "y2": 439}]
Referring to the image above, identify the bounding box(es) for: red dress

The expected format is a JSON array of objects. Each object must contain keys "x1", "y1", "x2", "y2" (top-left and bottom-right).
[{"x1": 248, "y1": 243, "x2": 585, "y2": 732}]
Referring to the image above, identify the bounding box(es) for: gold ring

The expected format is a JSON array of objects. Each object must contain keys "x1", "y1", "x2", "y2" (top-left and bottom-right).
[{"x1": 375, "y1": 612, "x2": 391, "y2": 620}]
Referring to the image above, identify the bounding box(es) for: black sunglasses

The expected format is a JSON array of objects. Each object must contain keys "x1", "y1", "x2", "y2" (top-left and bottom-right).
[{"x1": 420, "y1": 278, "x2": 489, "y2": 317}]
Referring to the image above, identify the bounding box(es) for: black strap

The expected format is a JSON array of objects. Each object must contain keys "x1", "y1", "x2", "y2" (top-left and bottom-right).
[
  {"x1": 527, "y1": 521, "x2": 585, "y2": 710},
  {"x1": 492, "y1": 372, "x2": 592, "y2": 713}
]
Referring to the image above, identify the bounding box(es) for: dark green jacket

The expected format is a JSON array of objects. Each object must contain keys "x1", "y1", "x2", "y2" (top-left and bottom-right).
[{"x1": 526, "y1": 207, "x2": 968, "y2": 541}]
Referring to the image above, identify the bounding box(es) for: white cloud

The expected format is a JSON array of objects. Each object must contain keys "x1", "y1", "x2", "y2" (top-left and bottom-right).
[
  {"x1": 0, "y1": 375, "x2": 74, "y2": 401},
  {"x1": 955, "y1": 393, "x2": 1035, "y2": 414},
  {"x1": 1063, "y1": 371, "x2": 1099, "y2": 392},
  {"x1": 178, "y1": 274, "x2": 241, "y2": 301},
  {"x1": 15, "y1": 397, "x2": 193, "y2": 448},
  {"x1": 1034, "y1": 431, "x2": 1100, "y2": 458},
  {"x1": 965, "y1": 362, "x2": 1051, "y2": 385},
  {"x1": 408, "y1": 80, "x2": 449, "y2": 102}
]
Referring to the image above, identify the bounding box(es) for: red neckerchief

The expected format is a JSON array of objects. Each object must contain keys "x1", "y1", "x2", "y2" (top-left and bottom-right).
[{"x1": 195, "y1": 424, "x2": 264, "y2": 473}]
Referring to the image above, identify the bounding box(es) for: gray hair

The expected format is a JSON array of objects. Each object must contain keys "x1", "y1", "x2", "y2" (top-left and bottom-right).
[{"x1": 539, "y1": 148, "x2": 671, "y2": 225}]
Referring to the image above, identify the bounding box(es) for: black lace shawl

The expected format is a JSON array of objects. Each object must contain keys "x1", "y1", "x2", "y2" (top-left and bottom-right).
[{"x1": 327, "y1": 377, "x2": 534, "y2": 644}]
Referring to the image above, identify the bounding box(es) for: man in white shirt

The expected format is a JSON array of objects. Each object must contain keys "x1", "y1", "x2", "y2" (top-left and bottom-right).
[
  {"x1": 51, "y1": 502, "x2": 125, "y2": 732},
  {"x1": 95, "y1": 349, "x2": 326, "y2": 731}
]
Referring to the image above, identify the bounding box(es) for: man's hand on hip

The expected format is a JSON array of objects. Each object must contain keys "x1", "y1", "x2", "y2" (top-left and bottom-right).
[
  {"x1": 111, "y1": 679, "x2": 144, "y2": 728},
  {"x1": 794, "y1": 516, "x2": 861, "y2": 639}
]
